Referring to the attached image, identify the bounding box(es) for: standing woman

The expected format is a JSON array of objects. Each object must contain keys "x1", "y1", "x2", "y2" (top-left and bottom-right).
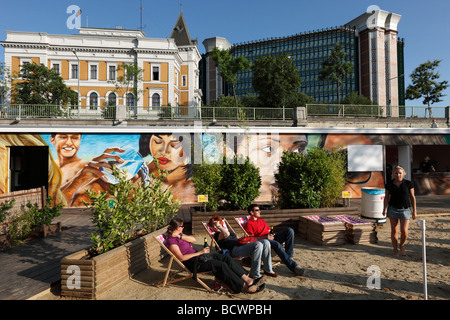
[{"x1": 382, "y1": 165, "x2": 417, "y2": 257}]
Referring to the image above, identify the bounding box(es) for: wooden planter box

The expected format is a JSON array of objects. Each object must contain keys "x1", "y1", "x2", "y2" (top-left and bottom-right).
[{"x1": 60, "y1": 226, "x2": 167, "y2": 300}]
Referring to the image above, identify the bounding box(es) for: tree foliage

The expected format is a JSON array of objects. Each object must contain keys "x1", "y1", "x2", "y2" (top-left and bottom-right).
[
  {"x1": 406, "y1": 59, "x2": 449, "y2": 107},
  {"x1": 108, "y1": 62, "x2": 143, "y2": 106},
  {"x1": 210, "y1": 47, "x2": 250, "y2": 109},
  {"x1": 319, "y1": 44, "x2": 353, "y2": 104},
  {"x1": 252, "y1": 53, "x2": 302, "y2": 107},
  {"x1": 13, "y1": 62, "x2": 78, "y2": 105}
]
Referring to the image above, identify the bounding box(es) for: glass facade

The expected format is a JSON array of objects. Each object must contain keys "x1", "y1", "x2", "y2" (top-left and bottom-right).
[{"x1": 229, "y1": 26, "x2": 358, "y2": 104}]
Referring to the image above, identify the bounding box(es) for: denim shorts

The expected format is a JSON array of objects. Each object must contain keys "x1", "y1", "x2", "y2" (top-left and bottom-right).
[{"x1": 387, "y1": 206, "x2": 411, "y2": 220}]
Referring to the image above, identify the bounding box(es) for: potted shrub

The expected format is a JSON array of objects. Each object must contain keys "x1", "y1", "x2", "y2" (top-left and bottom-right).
[{"x1": 60, "y1": 166, "x2": 180, "y2": 299}]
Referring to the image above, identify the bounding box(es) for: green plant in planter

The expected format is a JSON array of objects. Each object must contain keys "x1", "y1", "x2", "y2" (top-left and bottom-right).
[
  {"x1": 25, "y1": 196, "x2": 63, "y2": 227},
  {"x1": 191, "y1": 161, "x2": 223, "y2": 211},
  {"x1": 0, "y1": 199, "x2": 15, "y2": 224},
  {"x1": 85, "y1": 165, "x2": 180, "y2": 254},
  {"x1": 7, "y1": 197, "x2": 63, "y2": 245},
  {"x1": 275, "y1": 147, "x2": 346, "y2": 209},
  {"x1": 220, "y1": 155, "x2": 261, "y2": 211},
  {"x1": 192, "y1": 156, "x2": 261, "y2": 211}
]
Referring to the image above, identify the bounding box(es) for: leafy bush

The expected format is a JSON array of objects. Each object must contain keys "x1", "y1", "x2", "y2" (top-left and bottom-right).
[
  {"x1": 26, "y1": 196, "x2": 63, "y2": 226},
  {"x1": 192, "y1": 156, "x2": 261, "y2": 211},
  {"x1": 191, "y1": 161, "x2": 223, "y2": 211},
  {"x1": 0, "y1": 199, "x2": 15, "y2": 224},
  {"x1": 220, "y1": 156, "x2": 261, "y2": 210},
  {"x1": 275, "y1": 147, "x2": 346, "y2": 209},
  {"x1": 85, "y1": 166, "x2": 181, "y2": 254},
  {"x1": 3, "y1": 197, "x2": 63, "y2": 245}
]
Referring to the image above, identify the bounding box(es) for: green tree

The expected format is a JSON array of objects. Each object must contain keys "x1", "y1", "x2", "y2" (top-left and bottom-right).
[
  {"x1": 13, "y1": 62, "x2": 77, "y2": 105},
  {"x1": 108, "y1": 62, "x2": 143, "y2": 106},
  {"x1": 406, "y1": 59, "x2": 449, "y2": 117},
  {"x1": 252, "y1": 53, "x2": 301, "y2": 107},
  {"x1": 0, "y1": 63, "x2": 12, "y2": 105},
  {"x1": 210, "y1": 47, "x2": 250, "y2": 109},
  {"x1": 319, "y1": 44, "x2": 353, "y2": 104}
]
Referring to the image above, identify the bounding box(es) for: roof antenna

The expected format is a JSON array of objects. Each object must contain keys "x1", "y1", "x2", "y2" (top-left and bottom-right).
[{"x1": 180, "y1": 0, "x2": 183, "y2": 13}]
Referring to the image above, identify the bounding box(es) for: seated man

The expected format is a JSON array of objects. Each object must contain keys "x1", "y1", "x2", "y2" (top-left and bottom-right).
[{"x1": 244, "y1": 204, "x2": 306, "y2": 276}]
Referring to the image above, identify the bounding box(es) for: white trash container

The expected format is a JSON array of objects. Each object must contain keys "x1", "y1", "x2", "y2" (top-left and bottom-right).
[{"x1": 360, "y1": 187, "x2": 386, "y2": 224}]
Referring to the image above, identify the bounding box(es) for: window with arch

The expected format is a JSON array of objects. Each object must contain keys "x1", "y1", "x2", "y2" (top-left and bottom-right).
[
  {"x1": 152, "y1": 93, "x2": 160, "y2": 107},
  {"x1": 89, "y1": 92, "x2": 98, "y2": 109},
  {"x1": 126, "y1": 93, "x2": 135, "y2": 106},
  {"x1": 108, "y1": 92, "x2": 117, "y2": 106}
]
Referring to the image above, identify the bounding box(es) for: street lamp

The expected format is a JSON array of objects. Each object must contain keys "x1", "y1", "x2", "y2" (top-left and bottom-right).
[{"x1": 72, "y1": 50, "x2": 80, "y2": 106}]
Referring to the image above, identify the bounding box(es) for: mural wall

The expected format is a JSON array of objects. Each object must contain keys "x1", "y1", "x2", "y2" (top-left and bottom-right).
[{"x1": 0, "y1": 132, "x2": 449, "y2": 207}]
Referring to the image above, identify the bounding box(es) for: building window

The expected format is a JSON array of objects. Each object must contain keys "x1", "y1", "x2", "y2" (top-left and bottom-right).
[
  {"x1": 182, "y1": 75, "x2": 187, "y2": 87},
  {"x1": 90, "y1": 65, "x2": 97, "y2": 80},
  {"x1": 21, "y1": 61, "x2": 31, "y2": 76},
  {"x1": 126, "y1": 93, "x2": 135, "y2": 106},
  {"x1": 109, "y1": 65, "x2": 116, "y2": 80},
  {"x1": 152, "y1": 93, "x2": 160, "y2": 107},
  {"x1": 89, "y1": 92, "x2": 98, "y2": 109},
  {"x1": 153, "y1": 66, "x2": 159, "y2": 81},
  {"x1": 52, "y1": 63, "x2": 60, "y2": 74},
  {"x1": 108, "y1": 92, "x2": 116, "y2": 105},
  {"x1": 71, "y1": 64, "x2": 78, "y2": 79}
]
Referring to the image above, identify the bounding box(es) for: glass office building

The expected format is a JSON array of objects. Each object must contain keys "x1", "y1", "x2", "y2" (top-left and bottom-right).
[
  {"x1": 229, "y1": 26, "x2": 358, "y2": 104},
  {"x1": 200, "y1": 8, "x2": 405, "y2": 110}
]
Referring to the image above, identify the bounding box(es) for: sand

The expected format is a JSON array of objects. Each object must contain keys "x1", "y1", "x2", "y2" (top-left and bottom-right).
[{"x1": 33, "y1": 214, "x2": 450, "y2": 301}]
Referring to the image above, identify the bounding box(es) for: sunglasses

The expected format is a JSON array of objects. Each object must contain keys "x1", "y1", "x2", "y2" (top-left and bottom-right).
[{"x1": 254, "y1": 209, "x2": 260, "y2": 212}]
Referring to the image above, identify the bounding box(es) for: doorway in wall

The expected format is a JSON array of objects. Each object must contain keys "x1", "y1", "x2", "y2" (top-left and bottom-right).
[{"x1": 9, "y1": 146, "x2": 48, "y2": 192}]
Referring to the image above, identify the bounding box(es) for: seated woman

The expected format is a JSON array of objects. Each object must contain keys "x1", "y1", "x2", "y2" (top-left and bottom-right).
[
  {"x1": 165, "y1": 218, "x2": 265, "y2": 294},
  {"x1": 209, "y1": 215, "x2": 278, "y2": 278}
]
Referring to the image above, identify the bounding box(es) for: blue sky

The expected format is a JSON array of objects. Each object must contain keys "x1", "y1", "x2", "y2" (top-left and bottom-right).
[{"x1": 1, "y1": 0, "x2": 449, "y2": 109}]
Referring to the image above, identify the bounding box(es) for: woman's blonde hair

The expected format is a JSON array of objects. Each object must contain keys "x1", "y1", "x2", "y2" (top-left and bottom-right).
[{"x1": 391, "y1": 165, "x2": 406, "y2": 179}]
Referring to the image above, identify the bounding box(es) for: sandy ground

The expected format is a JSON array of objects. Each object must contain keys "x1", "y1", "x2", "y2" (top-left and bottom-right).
[{"x1": 33, "y1": 214, "x2": 450, "y2": 301}]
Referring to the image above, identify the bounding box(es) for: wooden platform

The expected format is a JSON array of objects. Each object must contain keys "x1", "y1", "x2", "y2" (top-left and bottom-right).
[
  {"x1": 0, "y1": 210, "x2": 94, "y2": 300},
  {"x1": 298, "y1": 215, "x2": 347, "y2": 246}
]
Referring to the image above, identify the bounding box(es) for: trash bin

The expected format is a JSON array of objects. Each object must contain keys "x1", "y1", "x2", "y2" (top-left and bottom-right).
[{"x1": 360, "y1": 187, "x2": 386, "y2": 224}]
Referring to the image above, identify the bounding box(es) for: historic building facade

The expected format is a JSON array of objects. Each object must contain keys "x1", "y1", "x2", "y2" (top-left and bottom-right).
[
  {"x1": 1, "y1": 13, "x2": 202, "y2": 113},
  {"x1": 200, "y1": 8, "x2": 405, "y2": 113}
]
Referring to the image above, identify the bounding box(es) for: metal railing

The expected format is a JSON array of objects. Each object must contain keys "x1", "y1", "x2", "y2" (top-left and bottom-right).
[
  {"x1": 306, "y1": 104, "x2": 448, "y2": 118},
  {"x1": 0, "y1": 104, "x2": 447, "y2": 121}
]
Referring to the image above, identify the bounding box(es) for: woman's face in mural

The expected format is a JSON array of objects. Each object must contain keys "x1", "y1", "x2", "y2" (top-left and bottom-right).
[
  {"x1": 50, "y1": 133, "x2": 82, "y2": 160},
  {"x1": 150, "y1": 134, "x2": 186, "y2": 172}
]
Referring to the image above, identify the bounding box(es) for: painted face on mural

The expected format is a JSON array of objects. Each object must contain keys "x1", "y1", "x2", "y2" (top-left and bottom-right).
[
  {"x1": 150, "y1": 134, "x2": 186, "y2": 172},
  {"x1": 50, "y1": 133, "x2": 82, "y2": 160}
]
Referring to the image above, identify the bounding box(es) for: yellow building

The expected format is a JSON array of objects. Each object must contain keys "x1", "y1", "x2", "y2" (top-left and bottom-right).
[{"x1": 1, "y1": 13, "x2": 202, "y2": 114}]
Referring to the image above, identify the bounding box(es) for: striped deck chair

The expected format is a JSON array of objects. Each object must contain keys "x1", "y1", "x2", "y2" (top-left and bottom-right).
[
  {"x1": 234, "y1": 215, "x2": 250, "y2": 237},
  {"x1": 202, "y1": 218, "x2": 239, "y2": 252},
  {"x1": 153, "y1": 233, "x2": 212, "y2": 292}
]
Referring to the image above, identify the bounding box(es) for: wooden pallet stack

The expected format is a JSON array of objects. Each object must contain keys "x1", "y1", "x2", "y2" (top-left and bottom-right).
[
  {"x1": 330, "y1": 215, "x2": 378, "y2": 244},
  {"x1": 298, "y1": 215, "x2": 346, "y2": 246}
]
